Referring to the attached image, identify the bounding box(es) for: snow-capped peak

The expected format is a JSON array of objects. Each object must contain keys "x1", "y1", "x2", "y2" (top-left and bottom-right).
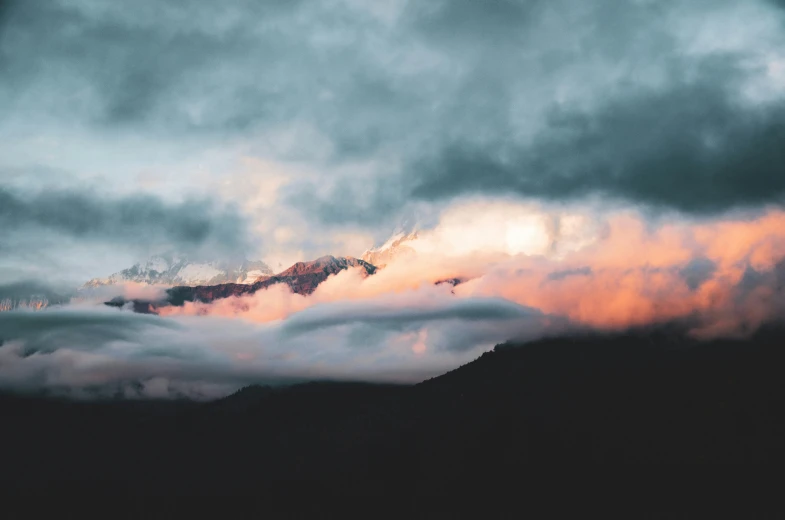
[
  {"x1": 83, "y1": 255, "x2": 273, "y2": 288},
  {"x1": 362, "y1": 228, "x2": 419, "y2": 268}
]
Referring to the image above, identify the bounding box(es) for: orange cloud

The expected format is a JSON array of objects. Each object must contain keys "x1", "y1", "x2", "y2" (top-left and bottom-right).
[{"x1": 161, "y1": 206, "x2": 785, "y2": 340}]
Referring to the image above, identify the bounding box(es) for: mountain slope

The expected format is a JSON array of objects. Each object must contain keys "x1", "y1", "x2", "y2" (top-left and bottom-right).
[{"x1": 107, "y1": 255, "x2": 377, "y2": 311}]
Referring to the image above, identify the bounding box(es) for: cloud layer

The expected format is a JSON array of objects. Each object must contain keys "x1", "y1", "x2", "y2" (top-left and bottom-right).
[
  {"x1": 3, "y1": 200, "x2": 782, "y2": 398},
  {"x1": 1, "y1": 1, "x2": 785, "y2": 398},
  {"x1": 0, "y1": 187, "x2": 248, "y2": 251},
  {"x1": 3, "y1": 0, "x2": 785, "y2": 259},
  {"x1": 0, "y1": 186, "x2": 252, "y2": 283},
  {"x1": 163, "y1": 202, "x2": 785, "y2": 339}
]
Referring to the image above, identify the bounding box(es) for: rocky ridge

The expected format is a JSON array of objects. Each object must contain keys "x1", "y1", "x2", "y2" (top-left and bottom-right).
[{"x1": 107, "y1": 255, "x2": 377, "y2": 312}]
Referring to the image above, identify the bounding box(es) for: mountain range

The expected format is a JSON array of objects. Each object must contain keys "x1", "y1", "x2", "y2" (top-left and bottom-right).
[
  {"x1": 83, "y1": 254, "x2": 273, "y2": 288},
  {"x1": 0, "y1": 229, "x2": 417, "y2": 314},
  {"x1": 106, "y1": 255, "x2": 377, "y2": 312},
  {"x1": 100, "y1": 230, "x2": 421, "y2": 312},
  {"x1": 3, "y1": 227, "x2": 464, "y2": 316},
  {"x1": 95, "y1": 226, "x2": 414, "y2": 291}
]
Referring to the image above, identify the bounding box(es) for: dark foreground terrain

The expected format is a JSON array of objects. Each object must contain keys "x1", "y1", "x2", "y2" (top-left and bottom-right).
[{"x1": 1, "y1": 326, "x2": 783, "y2": 511}]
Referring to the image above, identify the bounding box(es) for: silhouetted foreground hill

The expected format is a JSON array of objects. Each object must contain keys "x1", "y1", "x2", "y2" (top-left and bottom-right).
[{"x1": 1, "y1": 326, "x2": 783, "y2": 508}]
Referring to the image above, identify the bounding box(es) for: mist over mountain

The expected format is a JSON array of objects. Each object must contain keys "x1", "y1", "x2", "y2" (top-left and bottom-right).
[
  {"x1": 84, "y1": 254, "x2": 273, "y2": 288},
  {"x1": 0, "y1": 281, "x2": 72, "y2": 313},
  {"x1": 105, "y1": 255, "x2": 377, "y2": 312}
]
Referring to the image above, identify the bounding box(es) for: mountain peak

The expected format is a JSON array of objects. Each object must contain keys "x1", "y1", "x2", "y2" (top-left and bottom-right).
[
  {"x1": 110, "y1": 255, "x2": 379, "y2": 311},
  {"x1": 362, "y1": 230, "x2": 419, "y2": 268},
  {"x1": 277, "y1": 255, "x2": 376, "y2": 278},
  {"x1": 83, "y1": 255, "x2": 273, "y2": 288}
]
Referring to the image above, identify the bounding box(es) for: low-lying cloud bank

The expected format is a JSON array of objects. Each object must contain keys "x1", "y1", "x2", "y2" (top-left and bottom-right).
[
  {"x1": 0, "y1": 290, "x2": 550, "y2": 399},
  {"x1": 2, "y1": 200, "x2": 785, "y2": 399}
]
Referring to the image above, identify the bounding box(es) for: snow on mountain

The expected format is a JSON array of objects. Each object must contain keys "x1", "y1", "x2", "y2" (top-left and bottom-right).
[
  {"x1": 361, "y1": 229, "x2": 419, "y2": 268},
  {"x1": 175, "y1": 264, "x2": 225, "y2": 285},
  {"x1": 108, "y1": 255, "x2": 378, "y2": 312},
  {"x1": 83, "y1": 254, "x2": 273, "y2": 288}
]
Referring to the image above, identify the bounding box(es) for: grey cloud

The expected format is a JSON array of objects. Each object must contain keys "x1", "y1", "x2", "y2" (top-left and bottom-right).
[
  {"x1": 0, "y1": 0, "x2": 303, "y2": 131},
  {"x1": 0, "y1": 187, "x2": 251, "y2": 257},
  {"x1": 0, "y1": 298, "x2": 547, "y2": 397},
  {"x1": 0, "y1": 0, "x2": 400, "y2": 144},
  {"x1": 3, "y1": 0, "x2": 785, "y2": 246},
  {"x1": 546, "y1": 267, "x2": 593, "y2": 282},
  {"x1": 283, "y1": 0, "x2": 785, "y2": 229},
  {"x1": 409, "y1": 0, "x2": 540, "y2": 47},
  {"x1": 280, "y1": 297, "x2": 542, "y2": 336},
  {"x1": 282, "y1": 178, "x2": 410, "y2": 227},
  {"x1": 0, "y1": 280, "x2": 73, "y2": 305},
  {"x1": 680, "y1": 258, "x2": 717, "y2": 291},
  {"x1": 0, "y1": 307, "x2": 250, "y2": 397},
  {"x1": 0, "y1": 307, "x2": 179, "y2": 354},
  {"x1": 409, "y1": 61, "x2": 785, "y2": 214}
]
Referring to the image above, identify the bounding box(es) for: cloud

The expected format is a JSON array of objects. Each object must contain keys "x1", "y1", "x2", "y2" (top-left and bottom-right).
[
  {"x1": 279, "y1": 293, "x2": 541, "y2": 336},
  {"x1": 0, "y1": 280, "x2": 73, "y2": 309},
  {"x1": 0, "y1": 292, "x2": 551, "y2": 398},
  {"x1": 454, "y1": 208, "x2": 785, "y2": 335},
  {"x1": 0, "y1": 305, "x2": 179, "y2": 354},
  {"x1": 679, "y1": 258, "x2": 717, "y2": 291},
  {"x1": 3, "y1": 0, "x2": 785, "y2": 257},
  {"x1": 3, "y1": 201, "x2": 785, "y2": 398},
  {"x1": 0, "y1": 187, "x2": 251, "y2": 258},
  {"x1": 160, "y1": 201, "x2": 785, "y2": 339},
  {"x1": 546, "y1": 267, "x2": 592, "y2": 282},
  {"x1": 0, "y1": 0, "x2": 302, "y2": 131},
  {"x1": 2, "y1": 0, "x2": 785, "y2": 399},
  {"x1": 409, "y1": 67, "x2": 785, "y2": 214},
  {"x1": 257, "y1": 0, "x2": 785, "y2": 235}
]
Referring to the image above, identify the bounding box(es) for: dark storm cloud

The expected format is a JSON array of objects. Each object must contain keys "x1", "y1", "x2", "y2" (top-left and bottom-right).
[
  {"x1": 409, "y1": 63, "x2": 785, "y2": 214},
  {"x1": 280, "y1": 0, "x2": 785, "y2": 226},
  {"x1": 412, "y1": 71, "x2": 785, "y2": 212},
  {"x1": 0, "y1": 187, "x2": 250, "y2": 255},
  {"x1": 2, "y1": 0, "x2": 785, "y2": 232}
]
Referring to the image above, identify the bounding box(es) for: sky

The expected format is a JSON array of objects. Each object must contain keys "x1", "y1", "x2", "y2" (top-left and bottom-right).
[{"x1": 1, "y1": 0, "x2": 785, "y2": 398}]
